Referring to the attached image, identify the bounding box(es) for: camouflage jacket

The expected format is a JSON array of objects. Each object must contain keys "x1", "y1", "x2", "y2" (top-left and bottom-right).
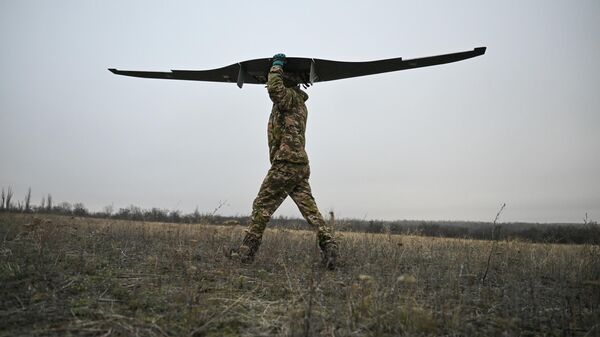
[{"x1": 266, "y1": 66, "x2": 309, "y2": 164}]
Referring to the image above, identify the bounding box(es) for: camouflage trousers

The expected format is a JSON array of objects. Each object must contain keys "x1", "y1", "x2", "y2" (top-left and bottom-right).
[{"x1": 240, "y1": 161, "x2": 337, "y2": 259}]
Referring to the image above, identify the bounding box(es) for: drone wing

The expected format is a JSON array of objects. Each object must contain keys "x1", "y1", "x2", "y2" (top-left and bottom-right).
[
  {"x1": 108, "y1": 47, "x2": 486, "y2": 88},
  {"x1": 312, "y1": 47, "x2": 486, "y2": 82},
  {"x1": 108, "y1": 63, "x2": 243, "y2": 84}
]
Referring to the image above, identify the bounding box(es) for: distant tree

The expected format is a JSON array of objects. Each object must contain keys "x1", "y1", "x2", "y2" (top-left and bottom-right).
[
  {"x1": 367, "y1": 220, "x2": 382, "y2": 233},
  {"x1": 143, "y1": 207, "x2": 166, "y2": 222},
  {"x1": 103, "y1": 204, "x2": 114, "y2": 217},
  {"x1": 5, "y1": 186, "x2": 13, "y2": 211},
  {"x1": 73, "y1": 203, "x2": 88, "y2": 216},
  {"x1": 46, "y1": 194, "x2": 53, "y2": 212},
  {"x1": 116, "y1": 207, "x2": 131, "y2": 219},
  {"x1": 40, "y1": 196, "x2": 46, "y2": 211},
  {"x1": 24, "y1": 187, "x2": 32, "y2": 212},
  {"x1": 0, "y1": 188, "x2": 5, "y2": 211},
  {"x1": 169, "y1": 210, "x2": 181, "y2": 223},
  {"x1": 115, "y1": 205, "x2": 144, "y2": 221},
  {"x1": 129, "y1": 205, "x2": 144, "y2": 221},
  {"x1": 55, "y1": 202, "x2": 73, "y2": 214},
  {"x1": 193, "y1": 206, "x2": 201, "y2": 223}
]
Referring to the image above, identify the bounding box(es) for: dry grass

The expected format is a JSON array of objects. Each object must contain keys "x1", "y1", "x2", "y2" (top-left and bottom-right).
[{"x1": 1, "y1": 213, "x2": 599, "y2": 336}]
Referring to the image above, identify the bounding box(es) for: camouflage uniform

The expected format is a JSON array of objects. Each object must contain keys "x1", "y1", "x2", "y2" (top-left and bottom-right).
[{"x1": 238, "y1": 66, "x2": 337, "y2": 264}]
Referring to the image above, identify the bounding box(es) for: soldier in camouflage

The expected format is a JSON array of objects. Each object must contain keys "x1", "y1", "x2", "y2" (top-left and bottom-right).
[{"x1": 233, "y1": 53, "x2": 338, "y2": 269}]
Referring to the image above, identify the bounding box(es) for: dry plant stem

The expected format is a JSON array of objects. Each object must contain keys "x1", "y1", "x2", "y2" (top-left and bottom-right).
[
  {"x1": 210, "y1": 200, "x2": 227, "y2": 216},
  {"x1": 304, "y1": 231, "x2": 322, "y2": 337},
  {"x1": 481, "y1": 203, "x2": 506, "y2": 285},
  {"x1": 329, "y1": 211, "x2": 335, "y2": 237},
  {"x1": 190, "y1": 289, "x2": 254, "y2": 336},
  {"x1": 304, "y1": 270, "x2": 314, "y2": 337},
  {"x1": 583, "y1": 324, "x2": 600, "y2": 337}
]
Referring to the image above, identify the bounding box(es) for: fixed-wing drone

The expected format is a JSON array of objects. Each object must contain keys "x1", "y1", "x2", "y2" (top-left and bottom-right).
[{"x1": 109, "y1": 47, "x2": 486, "y2": 88}]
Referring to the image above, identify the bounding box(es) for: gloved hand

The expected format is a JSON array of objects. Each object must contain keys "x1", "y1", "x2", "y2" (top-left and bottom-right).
[{"x1": 272, "y1": 53, "x2": 286, "y2": 68}]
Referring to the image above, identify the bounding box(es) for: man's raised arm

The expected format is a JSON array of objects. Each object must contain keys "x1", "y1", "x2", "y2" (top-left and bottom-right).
[{"x1": 267, "y1": 53, "x2": 295, "y2": 110}]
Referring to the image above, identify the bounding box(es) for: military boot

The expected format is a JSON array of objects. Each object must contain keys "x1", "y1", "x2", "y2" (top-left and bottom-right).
[
  {"x1": 229, "y1": 231, "x2": 262, "y2": 264},
  {"x1": 320, "y1": 242, "x2": 338, "y2": 270}
]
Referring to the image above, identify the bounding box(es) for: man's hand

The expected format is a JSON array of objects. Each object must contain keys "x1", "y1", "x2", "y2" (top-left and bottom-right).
[{"x1": 272, "y1": 53, "x2": 286, "y2": 68}]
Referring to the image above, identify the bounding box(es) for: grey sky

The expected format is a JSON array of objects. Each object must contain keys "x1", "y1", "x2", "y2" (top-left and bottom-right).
[{"x1": 1, "y1": 0, "x2": 598, "y2": 223}]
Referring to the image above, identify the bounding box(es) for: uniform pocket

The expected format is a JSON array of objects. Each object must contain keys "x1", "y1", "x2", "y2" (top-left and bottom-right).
[{"x1": 273, "y1": 162, "x2": 307, "y2": 182}]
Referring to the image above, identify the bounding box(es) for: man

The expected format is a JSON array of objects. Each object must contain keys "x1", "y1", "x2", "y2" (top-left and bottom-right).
[{"x1": 232, "y1": 53, "x2": 338, "y2": 269}]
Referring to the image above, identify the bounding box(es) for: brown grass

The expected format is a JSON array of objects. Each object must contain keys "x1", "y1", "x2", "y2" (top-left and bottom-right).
[{"x1": 1, "y1": 213, "x2": 599, "y2": 336}]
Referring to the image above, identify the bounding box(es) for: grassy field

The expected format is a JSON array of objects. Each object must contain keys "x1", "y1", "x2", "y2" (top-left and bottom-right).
[{"x1": 1, "y1": 213, "x2": 599, "y2": 336}]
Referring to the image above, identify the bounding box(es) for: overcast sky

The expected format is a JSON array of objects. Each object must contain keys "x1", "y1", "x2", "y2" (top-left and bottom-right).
[{"x1": 1, "y1": 0, "x2": 598, "y2": 223}]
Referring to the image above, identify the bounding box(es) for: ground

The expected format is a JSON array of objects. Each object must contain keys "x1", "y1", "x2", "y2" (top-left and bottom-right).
[{"x1": 0, "y1": 213, "x2": 599, "y2": 336}]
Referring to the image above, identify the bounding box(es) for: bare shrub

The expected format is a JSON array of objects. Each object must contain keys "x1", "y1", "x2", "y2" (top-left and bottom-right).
[
  {"x1": 5, "y1": 186, "x2": 13, "y2": 210},
  {"x1": 24, "y1": 187, "x2": 32, "y2": 213}
]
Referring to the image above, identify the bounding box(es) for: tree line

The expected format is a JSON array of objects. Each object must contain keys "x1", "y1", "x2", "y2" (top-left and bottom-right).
[{"x1": 1, "y1": 186, "x2": 598, "y2": 245}]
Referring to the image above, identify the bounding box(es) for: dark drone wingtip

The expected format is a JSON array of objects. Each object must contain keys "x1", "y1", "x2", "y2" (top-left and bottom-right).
[
  {"x1": 474, "y1": 47, "x2": 487, "y2": 55},
  {"x1": 108, "y1": 68, "x2": 118, "y2": 74}
]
